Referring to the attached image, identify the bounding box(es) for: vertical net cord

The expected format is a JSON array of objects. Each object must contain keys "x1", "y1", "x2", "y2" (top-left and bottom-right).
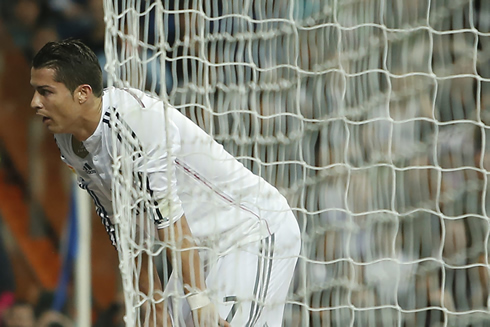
[
  {"x1": 162, "y1": 9, "x2": 181, "y2": 327},
  {"x1": 332, "y1": 1, "x2": 356, "y2": 325},
  {"x1": 103, "y1": 1, "x2": 133, "y2": 324},
  {"x1": 102, "y1": 0, "x2": 490, "y2": 325},
  {"x1": 429, "y1": 0, "x2": 447, "y2": 320},
  {"x1": 289, "y1": 0, "x2": 309, "y2": 325}
]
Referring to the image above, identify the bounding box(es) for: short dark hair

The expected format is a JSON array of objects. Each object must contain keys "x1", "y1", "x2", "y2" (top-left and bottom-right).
[{"x1": 32, "y1": 39, "x2": 103, "y2": 97}]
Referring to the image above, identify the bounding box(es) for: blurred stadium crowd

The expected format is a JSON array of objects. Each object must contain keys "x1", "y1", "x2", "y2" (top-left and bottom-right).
[
  {"x1": 0, "y1": 0, "x2": 115, "y2": 326},
  {"x1": 0, "y1": 0, "x2": 104, "y2": 64},
  {"x1": 0, "y1": 0, "x2": 490, "y2": 327}
]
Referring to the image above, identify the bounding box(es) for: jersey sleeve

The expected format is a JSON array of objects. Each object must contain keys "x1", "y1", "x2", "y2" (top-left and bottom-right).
[{"x1": 119, "y1": 101, "x2": 185, "y2": 229}]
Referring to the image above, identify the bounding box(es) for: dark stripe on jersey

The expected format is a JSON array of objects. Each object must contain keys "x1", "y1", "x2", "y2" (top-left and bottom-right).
[
  {"x1": 103, "y1": 109, "x2": 143, "y2": 158},
  {"x1": 83, "y1": 183, "x2": 117, "y2": 247},
  {"x1": 103, "y1": 111, "x2": 118, "y2": 142},
  {"x1": 105, "y1": 108, "x2": 168, "y2": 227},
  {"x1": 245, "y1": 234, "x2": 275, "y2": 327},
  {"x1": 140, "y1": 171, "x2": 168, "y2": 226},
  {"x1": 86, "y1": 188, "x2": 106, "y2": 217}
]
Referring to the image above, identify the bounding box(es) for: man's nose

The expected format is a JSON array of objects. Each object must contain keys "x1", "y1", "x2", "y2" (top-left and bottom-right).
[{"x1": 31, "y1": 92, "x2": 42, "y2": 109}]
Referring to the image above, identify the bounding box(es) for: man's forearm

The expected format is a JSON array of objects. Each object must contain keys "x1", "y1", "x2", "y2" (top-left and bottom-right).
[
  {"x1": 138, "y1": 251, "x2": 172, "y2": 327},
  {"x1": 158, "y1": 216, "x2": 230, "y2": 326},
  {"x1": 178, "y1": 235, "x2": 206, "y2": 294},
  {"x1": 158, "y1": 215, "x2": 206, "y2": 294}
]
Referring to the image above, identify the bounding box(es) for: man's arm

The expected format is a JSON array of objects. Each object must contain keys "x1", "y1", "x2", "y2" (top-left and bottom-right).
[
  {"x1": 138, "y1": 251, "x2": 173, "y2": 327},
  {"x1": 158, "y1": 215, "x2": 230, "y2": 326},
  {"x1": 159, "y1": 215, "x2": 205, "y2": 293}
]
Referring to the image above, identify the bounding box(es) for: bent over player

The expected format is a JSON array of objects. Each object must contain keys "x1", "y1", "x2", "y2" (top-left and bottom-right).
[{"x1": 30, "y1": 39, "x2": 301, "y2": 327}]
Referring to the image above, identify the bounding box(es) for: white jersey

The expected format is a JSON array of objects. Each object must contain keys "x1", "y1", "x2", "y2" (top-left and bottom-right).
[{"x1": 55, "y1": 87, "x2": 291, "y2": 251}]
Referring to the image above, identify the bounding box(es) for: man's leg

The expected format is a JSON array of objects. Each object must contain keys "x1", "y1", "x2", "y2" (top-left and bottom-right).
[{"x1": 208, "y1": 213, "x2": 301, "y2": 327}]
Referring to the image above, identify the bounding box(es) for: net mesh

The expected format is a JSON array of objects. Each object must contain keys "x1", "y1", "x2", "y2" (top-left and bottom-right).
[{"x1": 103, "y1": 0, "x2": 490, "y2": 325}]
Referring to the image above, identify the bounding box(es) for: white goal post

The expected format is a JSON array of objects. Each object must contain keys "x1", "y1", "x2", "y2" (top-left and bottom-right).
[{"x1": 102, "y1": 0, "x2": 490, "y2": 326}]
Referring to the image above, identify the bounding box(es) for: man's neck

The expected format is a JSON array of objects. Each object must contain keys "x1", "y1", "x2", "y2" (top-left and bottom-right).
[{"x1": 72, "y1": 97, "x2": 103, "y2": 141}]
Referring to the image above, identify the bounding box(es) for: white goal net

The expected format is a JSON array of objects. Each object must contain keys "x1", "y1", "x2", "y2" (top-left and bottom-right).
[{"x1": 103, "y1": 0, "x2": 490, "y2": 326}]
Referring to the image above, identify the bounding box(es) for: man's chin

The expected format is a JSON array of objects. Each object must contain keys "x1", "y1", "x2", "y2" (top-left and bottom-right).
[{"x1": 44, "y1": 122, "x2": 58, "y2": 134}]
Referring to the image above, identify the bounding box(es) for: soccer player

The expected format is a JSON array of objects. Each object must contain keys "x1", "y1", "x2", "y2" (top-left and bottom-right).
[{"x1": 30, "y1": 39, "x2": 301, "y2": 327}]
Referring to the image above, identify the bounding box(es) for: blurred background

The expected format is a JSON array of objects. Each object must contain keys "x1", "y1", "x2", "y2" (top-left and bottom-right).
[
  {"x1": 0, "y1": 0, "x2": 490, "y2": 326},
  {"x1": 0, "y1": 0, "x2": 118, "y2": 326}
]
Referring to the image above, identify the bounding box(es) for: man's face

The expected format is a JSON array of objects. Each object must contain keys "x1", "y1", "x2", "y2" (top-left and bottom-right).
[{"x1": 30, "y1": 67, "x2": 80, "y2": 134}]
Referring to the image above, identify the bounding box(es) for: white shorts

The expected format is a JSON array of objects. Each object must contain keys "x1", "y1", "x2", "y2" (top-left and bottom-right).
[{"x1": 167, "y1": 213, "x2": 301, "y2": 327}]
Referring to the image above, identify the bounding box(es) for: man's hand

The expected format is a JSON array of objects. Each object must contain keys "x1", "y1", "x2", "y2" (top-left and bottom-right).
[
  {"x1": 158, "y1": 215, "x2": 229, "y2": 326},
  {"x1": 192, "y1": 302, "x2": 230, "y2": 327}
]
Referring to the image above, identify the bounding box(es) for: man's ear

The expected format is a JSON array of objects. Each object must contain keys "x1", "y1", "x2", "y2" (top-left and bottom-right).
[{"x1": 76, "y1": 84, "x2": 93, "y2": 104}]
